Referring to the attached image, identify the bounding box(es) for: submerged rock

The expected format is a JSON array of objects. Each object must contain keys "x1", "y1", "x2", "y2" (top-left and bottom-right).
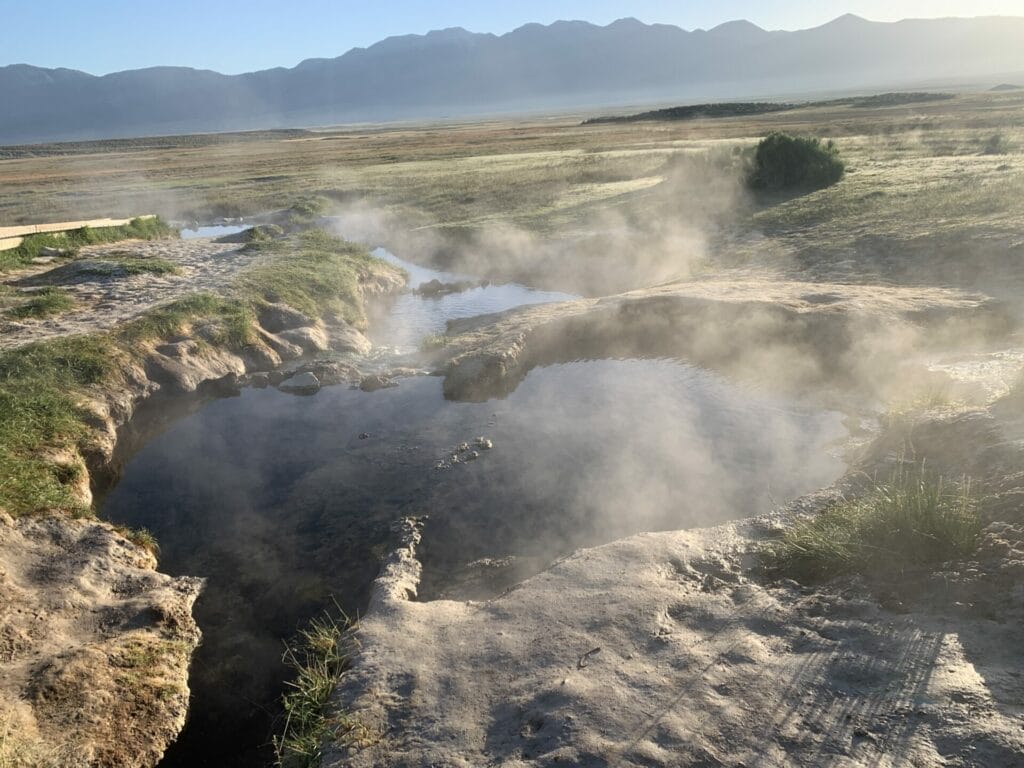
[
  {"x1": 360, "y1": 373, "x2": 396, "y2": 392},
  {"x1": 278, "y1": 371, "x2": 321, "y2": 395},
  {"x1": 416, "y1": 278, "x2": 480, "y2": 297}
]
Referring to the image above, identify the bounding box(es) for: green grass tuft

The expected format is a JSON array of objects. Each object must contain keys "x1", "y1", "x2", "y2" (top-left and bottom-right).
[
  {"x1": 0, "y1": 335, "x2": 120, "y2": 516},
  {"x1": 764, "y1": 469, "x2": 982, "y2": 583},
  {"x1": 79, "y1": 254, "x2": 181, "y2": 277},
  {"x1": 238, "y1": 230, "x2": 384, "y2": 328},
  {"x1": 284, "y1": 196, "x2": 330, "y2": 230},
  {"x1": 115, "y1": 526, "x2": 160, "y2": 556},
  {"x1": 118, "y1": 292, "x2": 256, "y2": 348},
  {"x1": 419, "y1": 333, "x2": 450, "y2": 352},
  {"x1": 274, "y1": 608, "x2": 372, "y2": 768},
  {"x1": 5, "y1": 287, "x2": 75, "y2": 320}
]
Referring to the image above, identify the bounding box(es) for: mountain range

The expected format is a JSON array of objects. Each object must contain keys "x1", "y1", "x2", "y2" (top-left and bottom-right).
[{"x1": 3, "y1": 14, "x2": 1024, "y2": 145}]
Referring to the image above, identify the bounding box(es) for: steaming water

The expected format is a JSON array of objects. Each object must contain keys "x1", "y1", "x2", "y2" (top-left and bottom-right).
[
  {"x1": 100, "y1": 250, "x2": 849, "y2": 767},
  {"x1": 368, "y1": 247, "x2": 577, "y2": 353},
  {"x1": 180, "y1": 224, "x2": 250, "y2": 240}
]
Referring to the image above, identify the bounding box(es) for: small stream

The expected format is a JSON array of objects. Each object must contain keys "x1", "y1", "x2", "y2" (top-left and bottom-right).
[
  {"x1": 101, "y1": 249, "x2": 849, "y2": 767},
  {"x1": 368, "y1": 248, "x2": 577, "y2": 354},
  {"x1": 180, "y1": 224, "x2": 250, "y2": 240}
]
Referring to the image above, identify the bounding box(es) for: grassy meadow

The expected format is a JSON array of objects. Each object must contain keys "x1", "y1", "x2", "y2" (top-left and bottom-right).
[{"x1": 1, "y1": 91, "x2": 1022, "y2": 293}]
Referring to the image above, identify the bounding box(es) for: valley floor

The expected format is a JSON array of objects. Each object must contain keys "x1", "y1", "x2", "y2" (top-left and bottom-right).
[{"x1": 1, "y1": 92, "x2": 1024, "y2": 766}]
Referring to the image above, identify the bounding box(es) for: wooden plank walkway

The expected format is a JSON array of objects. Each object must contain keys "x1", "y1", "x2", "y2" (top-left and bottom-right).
[{"x1": 0, "y1": 215, "x2": 155, "y2": 251}]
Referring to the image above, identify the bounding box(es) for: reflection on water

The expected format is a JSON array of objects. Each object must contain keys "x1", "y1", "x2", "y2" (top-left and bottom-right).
[
  {"x1": 369, "y1": 248, "x2": 577, "y2": 354},
  {"x1": 102, "y1": 359, "x2": 846, "y2": 767},
  {"x1": 180, "y1": 225, "x2": 250, "y2": 240}
]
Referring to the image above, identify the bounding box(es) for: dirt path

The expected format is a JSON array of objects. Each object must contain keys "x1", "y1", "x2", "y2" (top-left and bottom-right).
[{"x1": 0, "y1": 237, "x2": 262, "y2": 350}]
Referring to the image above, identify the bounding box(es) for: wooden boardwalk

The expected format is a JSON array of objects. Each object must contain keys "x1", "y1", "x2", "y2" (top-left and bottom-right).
[{"x1": 0, "y1": 215, "x2": 155, "y2": 251}]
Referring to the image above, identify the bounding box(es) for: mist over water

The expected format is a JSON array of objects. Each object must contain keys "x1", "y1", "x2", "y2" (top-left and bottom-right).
[
  {"x1": 368, "y1": 247, "x2": 578, "y2": 353},
  {"x1": 102, "y1": 355, "x2": 847, "y2": 766}
]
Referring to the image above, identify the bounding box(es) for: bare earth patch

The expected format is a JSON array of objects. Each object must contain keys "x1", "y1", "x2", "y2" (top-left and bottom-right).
[
  {"x1": 0, "y1": 512, "x2": 202, "y2": 767},
  {"x1": 0, "y1": 237, "x2": 263, "y2": 351}
]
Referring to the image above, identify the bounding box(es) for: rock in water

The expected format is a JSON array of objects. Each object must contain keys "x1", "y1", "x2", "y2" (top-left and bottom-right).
[
  {"x1": 278, "y1": 371, "x2": 321, "y2": 395},
  {"x1": 360, "y1": 373, "x2": 396, "y2": 392}
]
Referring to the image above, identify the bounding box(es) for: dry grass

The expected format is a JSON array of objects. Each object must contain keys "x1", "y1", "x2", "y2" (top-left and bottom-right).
[{"x1": 2, "y1": 92, "x2": 1021, "y2": 292}]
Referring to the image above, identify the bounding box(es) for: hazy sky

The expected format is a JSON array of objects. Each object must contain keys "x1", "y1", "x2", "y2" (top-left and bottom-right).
[{"x1": 2, "y1": 0, "x2": 1021, "y2": 75}]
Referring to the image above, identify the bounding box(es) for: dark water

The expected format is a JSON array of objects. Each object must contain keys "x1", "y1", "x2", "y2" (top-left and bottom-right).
[
  {"x1": 102, "y1": 360, "x2": 846, "y2": 767},
  {"x1": 99, "y1": 250, "x2": 847, "y2": 766}
]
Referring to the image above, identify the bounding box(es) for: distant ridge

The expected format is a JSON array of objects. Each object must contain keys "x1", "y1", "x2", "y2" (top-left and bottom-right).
[
  {"x1": 1, "y1": 15, "x2": 1023, "y2": 144},
  {"x1": 583, "y1": 93, "x2": 956, "y2": 124}
]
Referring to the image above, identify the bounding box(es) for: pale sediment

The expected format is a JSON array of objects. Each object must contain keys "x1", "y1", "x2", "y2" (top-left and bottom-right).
[
  {"x1": 326, "y1": 278, "x2": 1024, "y2": 767},
  {"x1": 436, "y1": 277, "x2": 1010, "y2": 404},
  {"x1": 327, "y1": 397, "x2": 1024, "y2": 767}
]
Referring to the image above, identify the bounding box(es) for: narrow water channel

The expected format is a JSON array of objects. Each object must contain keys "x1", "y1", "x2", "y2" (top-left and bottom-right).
[{"x1": 100, "y1": 249, "x2": 849, "y2": 767}]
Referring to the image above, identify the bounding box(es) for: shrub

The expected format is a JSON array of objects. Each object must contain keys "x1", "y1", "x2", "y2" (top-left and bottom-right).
[
  {"x1": 763, "y1": 470, "x2": 981, "y2": 583},
  {"x1": 982, "y1": 132, "x2": 1011, "y2": 156},
  {"x1": 748, "y1": 132, "x2": 845, "y2": 192}
]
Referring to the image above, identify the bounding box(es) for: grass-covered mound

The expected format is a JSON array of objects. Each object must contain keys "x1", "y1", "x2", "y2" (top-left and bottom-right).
[
  {"x1": 748, "y1": 132, "x2": 845, "y2": 192},
  {"x1": 0, "y1": 216, "x2": 177, "y2": 272},
  {"x1": 764, "y1": 471, "x2": 981, "y2": 583},
  {"x1": 0, "y1": 231, "x2": 399, "y2": 517},
  {"x1": 0, "y1": 335, "x2": 123, "y2": 516}
]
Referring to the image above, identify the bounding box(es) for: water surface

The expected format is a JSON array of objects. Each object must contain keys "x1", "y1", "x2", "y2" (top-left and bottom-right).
[
  {"x1": 100, "y1": 248, "x2": 848, "y2": 767},
  {"x1": 103, "y1": 360, "x2": 846, "y2": 767},
  {"x1": 369, "y1": 247, "x2": 577, "y2": 354},
  {"x1": 180, "y1": 224, "x2": 250, "y2": 240}
]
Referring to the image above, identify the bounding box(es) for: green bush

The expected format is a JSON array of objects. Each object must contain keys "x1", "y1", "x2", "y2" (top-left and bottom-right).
[
  {"x1": 763, "y1": 470, "x2": 981, "y2": 583},
  {"x1": 748, "y1": 132, "x2": 845, "y2": 192}
]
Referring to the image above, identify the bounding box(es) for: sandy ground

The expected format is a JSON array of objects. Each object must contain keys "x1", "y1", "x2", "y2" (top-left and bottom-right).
[
  {"x1": 0, "y1": 512, "x2": 202, "y2": 767},
  {"x1": 0, "y1": 237, "x2": 260, "y2": 350},
  {"x1": 330, "y1": 503, "x2": 1024, "y2": 768}
]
